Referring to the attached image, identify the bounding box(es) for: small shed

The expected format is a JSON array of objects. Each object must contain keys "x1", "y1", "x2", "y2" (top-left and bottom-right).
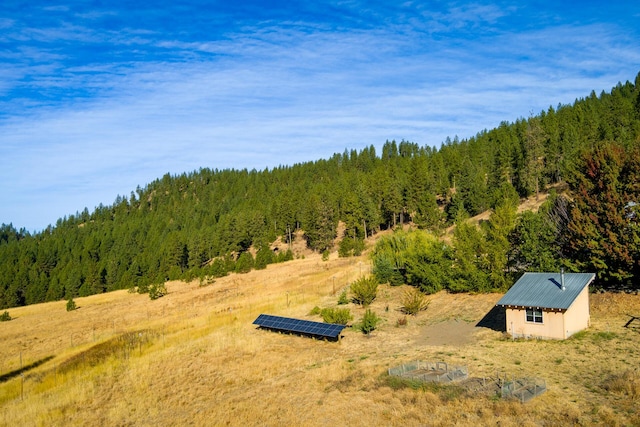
[{"x1": 496, "y1": 271, "x2": 595, "y2": 340}]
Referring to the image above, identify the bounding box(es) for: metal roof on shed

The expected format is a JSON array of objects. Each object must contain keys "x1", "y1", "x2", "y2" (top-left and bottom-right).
[{"x1": 496, "y1": 272, "x2": 595, "y2": 310}]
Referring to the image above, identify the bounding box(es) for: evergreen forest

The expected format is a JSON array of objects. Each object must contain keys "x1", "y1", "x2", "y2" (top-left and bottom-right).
[{"x1": 1, "y1": 73, "x2": 640, "y2": 309}]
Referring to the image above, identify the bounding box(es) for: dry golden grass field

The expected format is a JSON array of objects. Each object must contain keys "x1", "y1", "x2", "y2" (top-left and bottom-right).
[{"x1": 1, "y1": 247, "x2": 639, "y2": 426}]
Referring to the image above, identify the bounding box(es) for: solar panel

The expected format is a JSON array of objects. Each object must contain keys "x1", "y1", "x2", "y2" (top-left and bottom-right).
[{"x1": 253, "y1": 314, "x2": 347, "y2": 339}]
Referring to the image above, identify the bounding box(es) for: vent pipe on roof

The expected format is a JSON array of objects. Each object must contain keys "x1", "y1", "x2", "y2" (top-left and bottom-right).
[{"x1": 561, "y1": 267, "x2": 565, "y2": 291}]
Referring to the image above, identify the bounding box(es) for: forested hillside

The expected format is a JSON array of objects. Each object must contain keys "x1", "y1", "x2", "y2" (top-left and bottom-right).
[{"x1": 1, "y1": 73, "x2": 639, "y2": 308}]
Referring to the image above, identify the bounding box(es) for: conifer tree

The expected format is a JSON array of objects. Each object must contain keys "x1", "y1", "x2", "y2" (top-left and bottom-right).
[{"x1": 564, "y1": 142, "x2": 640, "y2": 287}]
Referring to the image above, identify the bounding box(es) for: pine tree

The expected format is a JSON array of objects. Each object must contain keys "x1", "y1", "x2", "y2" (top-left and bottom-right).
[
  {"x1": 564, "y1": 142, "x2": 640, "y2": 287},
  {"x1": 523, "y1": 116, "x2": 547, "y2": 199},
  {"x1": 509, "y1": 210, "x2": 559, "y2": 272}
]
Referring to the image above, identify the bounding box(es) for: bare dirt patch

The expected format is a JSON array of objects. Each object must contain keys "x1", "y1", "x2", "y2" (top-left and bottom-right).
[{"x1": 418, "y1": 319, "x2": 479, "y2": 346}]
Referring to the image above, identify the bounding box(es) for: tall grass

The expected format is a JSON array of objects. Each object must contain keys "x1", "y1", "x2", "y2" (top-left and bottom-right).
[{"x1": 1, "y1": 255, "x2": 640, "y2": 426}]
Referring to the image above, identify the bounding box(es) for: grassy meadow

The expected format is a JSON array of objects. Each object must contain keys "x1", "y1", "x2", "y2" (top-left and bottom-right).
[{"x1": 1, "y1": 250, "x2": 639, "y2": 426}]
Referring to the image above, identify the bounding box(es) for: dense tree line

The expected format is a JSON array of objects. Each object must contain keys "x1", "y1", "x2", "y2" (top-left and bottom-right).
[
  {"x1": 1, "y1": 73, "x2": 639, "y2": 308},
  {"x1": 371, "y1": 136, "x2": 640, "y2": 294},
  {"x1": 371, "y1": 190, "x2": 556, "y2": 294}
]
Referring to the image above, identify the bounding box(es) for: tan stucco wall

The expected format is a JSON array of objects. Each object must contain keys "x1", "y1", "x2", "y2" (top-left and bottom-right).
[
  {"x1": 505, "y1": 287, "x2": 590, "y2": 339},
  {"x1": 563, "y1": 286, "x2": 590, "y2": 337},
  {"x1": 506, "y1": 308, "x2": 564, "y2": 339}
]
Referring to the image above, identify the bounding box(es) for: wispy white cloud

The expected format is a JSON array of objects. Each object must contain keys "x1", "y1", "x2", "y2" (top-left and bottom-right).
[{"x1": 419, "y1": 3, "x2": 510, "y2": 32}]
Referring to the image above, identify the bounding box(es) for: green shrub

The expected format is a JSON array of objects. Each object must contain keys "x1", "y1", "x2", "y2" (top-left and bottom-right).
[
  {"x1": 0, "y1": 311, "x2": 11, "y2": 322},
  {"x1": 400, "y1": 288, "x2": 430, "y2": 315},
  {"x1": 207, "y1": 258, "x2": 229, "y2": 278},
  {"x1": 255, "y1": 244, "x2": 274, "y2": 269},
  {"x1": 357, "y1": 309, "x2": 381, "y2": 334},
  {"x1": 350, "y1": 276, "x2": 378, "y2": 306},
  {"x1": 167, "y1": 265, "x2": 182, "y2": 281},
  {"x1": 149, "y1": 282, "x2": 167, "y2": 300},
  {"x1": 309, "y1": 306, "x2": 322, "y2": 315},
  {"x1": 322, "y1": 250, "x2": 330, "y2": 261},
  {"x1": 276, "y1": 249, "x2": 294, "y2": 263},
  {"x1": 372, "y1": 255, "x2": 405, "y2": 286},
  {"x1": 66, "y1": 298, "x2": 77, "y2": 312},
  {"x1": 352, "y1": 238, "x2": 365, "y2": 256},
  {"x1": 182, "y1": 268, "x2": 198, "y2": 283},
  {"x1": 235, "y1": 252, "x2": 254, "y2": 273},
  {"x1": 338, "y1": 238, "x2": 352, "y2": 257},
  {"x1": 320, "y1": 307, "x2": 353, "y2": 325},
  {"x1": 370, "y1": 231, "x2": 410, "y2": 285},
  {"x1": 339, "y1": 237, "x2": 365, "y2": 257},
  {"x1": 337, "y1": 289, "x2": 349, "y2": 305}
]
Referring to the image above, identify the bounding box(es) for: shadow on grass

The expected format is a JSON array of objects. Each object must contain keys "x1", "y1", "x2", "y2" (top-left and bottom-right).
[
  {"x1": 0, "y1": 355, "x2": 55, "y2": 383},
  {"x1": 476, "y1": 305, "x2": 506, "y2": 332},
  {"x1": 255, "y1": 326, "x2": 342, "y2": 342},
  {"x1": 624, "y1": 315, "x2": 640, "y2": 332}
]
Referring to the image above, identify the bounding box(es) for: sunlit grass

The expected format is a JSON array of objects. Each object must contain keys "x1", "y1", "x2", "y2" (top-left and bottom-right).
[{"x1": 0, "y1": 251, "x2": 639, "y2": 426}]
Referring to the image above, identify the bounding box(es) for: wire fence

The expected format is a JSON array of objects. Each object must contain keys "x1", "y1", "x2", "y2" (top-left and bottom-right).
[
  {"x1": 388, "y1": 361, "x2": 468, "y2": 384},
  {"x1": 388, "y1": 361, "x2": 547, "y2": 402},
  {"x1": 463, "y1": 372, "x2": 547, "y2": 402},
  {"x1": 501, "y1": 377, "x2": 547, "y2": 402}
]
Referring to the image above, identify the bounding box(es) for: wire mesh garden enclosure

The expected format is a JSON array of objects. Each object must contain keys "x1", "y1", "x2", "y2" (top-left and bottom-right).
[
  {"x1": 459, "y1": 372, "x2": 547, "y2": 401},
  {"x1": 501, "y1": 377, "x2": 547, "y2": 402},
  {"x1": 388, "y1": 361, "x2": 468, "y2": 384},
  {"x1": 388, "y1": 362, "x2": 547, "y2": 402}
]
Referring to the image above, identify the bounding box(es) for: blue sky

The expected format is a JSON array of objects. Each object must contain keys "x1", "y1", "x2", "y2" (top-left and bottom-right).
[{"x1": 1, "y1": 1, "x2": 639, "y2": 232}]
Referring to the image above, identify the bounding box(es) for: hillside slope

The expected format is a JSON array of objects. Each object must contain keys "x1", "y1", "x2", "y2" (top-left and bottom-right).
[
  {"x1": 3, "y1": 75, "x2": 640, "y2": 308},
  {"x1": 1, "y1": 248, "x2": 639, "y2": 426}
]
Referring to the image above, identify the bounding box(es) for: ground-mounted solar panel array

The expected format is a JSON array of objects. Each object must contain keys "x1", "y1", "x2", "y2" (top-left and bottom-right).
[{"x1": 253, "y1": 314, "x2": 346, "y2": 340}]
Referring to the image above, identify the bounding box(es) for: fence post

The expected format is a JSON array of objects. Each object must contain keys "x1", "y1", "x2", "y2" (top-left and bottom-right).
[{"x1": 20, "y1": 352, "x2": 23, "y2": 401}]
